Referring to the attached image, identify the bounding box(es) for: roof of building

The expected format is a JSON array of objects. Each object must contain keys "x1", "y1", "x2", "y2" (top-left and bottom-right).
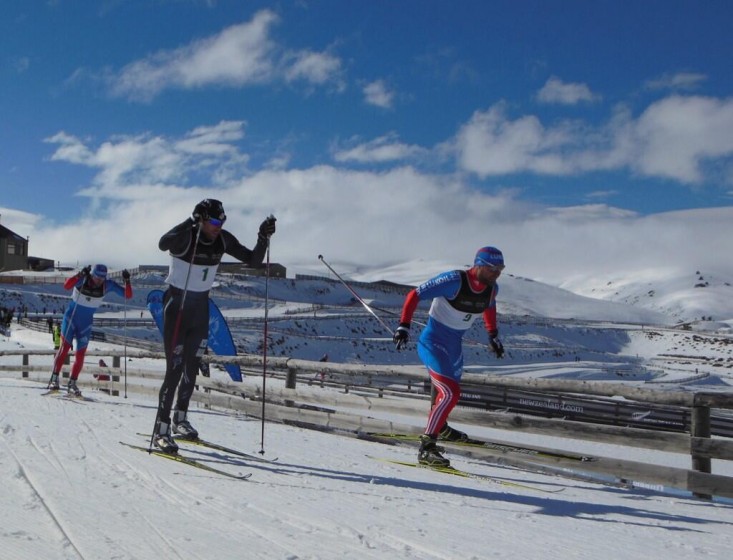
[{"x1": 0, "y1": 224, "x2": 26, "y2": 242}]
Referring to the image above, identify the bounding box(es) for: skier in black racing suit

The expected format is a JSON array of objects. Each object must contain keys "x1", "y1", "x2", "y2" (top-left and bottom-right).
[{"x1": 153, "y1": 199, "x2": 276, "y2": 453}]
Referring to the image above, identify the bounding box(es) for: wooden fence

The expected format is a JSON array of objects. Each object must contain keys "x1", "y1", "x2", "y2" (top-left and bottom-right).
[{"x1": 2, "y1": 348, "x2": 732, "y2": 499}]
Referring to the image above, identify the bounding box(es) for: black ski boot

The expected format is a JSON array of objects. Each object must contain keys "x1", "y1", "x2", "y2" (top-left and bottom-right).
[
  {"x1": 48, "y1": 373, "x2": 60, "y2": 391},
  {"x1": 198, "y1": 360, "x2": 210, "y2": 377},
  {"x1": 154, "y1": 421, "x2": 179, "y2": 454},
  {"x1": 438, "y1": 423, "x2": 469, "y2": 442},
  {"x1": 418, "y1": 434, "x2": 450, "y2": 467},
  {"x1": 67, "y1": 378, "x2": 82, "y2": 397},
  {"x1": 172, "y1": 410, "x2": 199, "y2": 440}
]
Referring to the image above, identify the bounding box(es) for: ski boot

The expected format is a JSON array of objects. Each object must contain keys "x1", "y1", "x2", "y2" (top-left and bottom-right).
[
  {"x1": 67, "y1": 378, "x2": 82, "y2": 397},
  {"x1": 154, "y1": 421, "x2": 179, "y2": 454},
  {"x1": 48, "y1": 373, "x2": 60, "y2": 391},
  {"x1": 418, "y1": 434, "x2": 450, "y2": 467},
  {"x1": 438, "y1": 423, "x2": 469, "y2": 442},
  {"x1": 198, "y1": 360, "x2": 210, "y2": 377},
  {"x1": 172, "y1": 410, "x2": 199, "y2": 440}
]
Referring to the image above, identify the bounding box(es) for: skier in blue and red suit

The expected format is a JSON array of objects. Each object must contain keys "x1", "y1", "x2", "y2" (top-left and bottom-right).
[
  {"x1": 48, "y1": 264, "x2": 132, "y2": 396},
  {"x1": 393, "y1": 246, "x2": 506, "y2": 466}
]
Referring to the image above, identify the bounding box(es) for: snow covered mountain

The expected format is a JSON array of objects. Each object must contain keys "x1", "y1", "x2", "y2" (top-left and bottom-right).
[
  {"x1": 3, "y1": 265, "x2": 732, "y2": 388},
  {"x1": 294, "y1": 258, "x2": 733, "y2": 328},
  {"x1": 559, "y1": 268, "x2": 733, "y2": 327}
]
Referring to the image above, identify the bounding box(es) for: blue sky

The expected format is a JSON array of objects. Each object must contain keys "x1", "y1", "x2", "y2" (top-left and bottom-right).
[{"x1": 1, "y1": 1, "x2": 732, "y2": 285}]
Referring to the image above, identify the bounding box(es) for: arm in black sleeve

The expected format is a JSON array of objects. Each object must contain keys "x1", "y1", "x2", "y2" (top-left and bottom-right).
[
  {"x1": 159, "y1": 219, "x2": 196, "y2": 255},
  {"x1": 221, "y1": 230, "x2": 268, "y2": 266}
]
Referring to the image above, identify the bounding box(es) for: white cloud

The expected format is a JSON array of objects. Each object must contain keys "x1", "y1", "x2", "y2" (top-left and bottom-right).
[
  {"x1": 8, "y1": 147, "x2": 733, "y2": 288},
  {"x1": 16, "y1": 91, "x2": 733, "y2": 285},
  {"x1": 585, "y1": 190, "x2": 619, "y2": 200},
  {"x1": 282, "y1": 50, "x2": 344, "y2": 89},
  {"x1": 332, "y1": 133, "x2": 424, "y2": 163},
  {"x1": 363, "y1": 80, "x2": 394, "y2": 109},
  {"x1": 44, "y1": 121, "x2": 250, "y2": 194},
  {"x1": 644, "y1": 72, "x2": 707, "y2": 91},
  {"x1": 632, "y1": 95, "x2": 733, "y2": 183},
  {"x1": 536, "y1": 76, "x2": 600, "y2": 105},
  {"x1": 175, "y1": 121, "x2": 246, "y2": 156},
  {"x1": 107, "y1": 10, "x2": 343, "y2": 101},
  {"x1": 0, "y1": 207, "x2": 40, "y2": 236},
  {"x1": 453, "y1": 96, "x2": 733, "y2": 184},
  {"x1": 542, "y1": 204, "x2": 637, "y2": 221},
  {"x1": 453, "y1": 104, "x2": 580, "y2": 176},
  {"x1": 44, "y1": 131, "x2": 95, "y2": 165}
]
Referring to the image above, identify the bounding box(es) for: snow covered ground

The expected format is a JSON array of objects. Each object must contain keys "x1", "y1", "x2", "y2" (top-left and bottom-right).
[
  {"x1": 2, "y1": 326, "x2": 733, "y2": 560},
  {"x1": 2, "y1": 268, "x2": 733, "y2": 559}
]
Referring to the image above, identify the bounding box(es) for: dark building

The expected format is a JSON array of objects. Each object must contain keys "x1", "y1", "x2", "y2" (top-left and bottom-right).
[
  {"x1": 0, "y1": 223, "x2": 29, "y2": 272},
  {"x1": 27, "y1": 256, "x2": 56, "y2": 271},
  {"x1": 139, "y1": 262, "x2": 287, "y2": 278},
  {"x1": 218, "y1": 262, "x2": 287, "y2": 278}
]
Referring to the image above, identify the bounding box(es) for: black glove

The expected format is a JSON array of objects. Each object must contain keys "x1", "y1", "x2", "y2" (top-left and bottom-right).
[
  {"x1": 258, "y1": 215, "x2": 277, "y2": 239},
  {"x1": 393, "y1": 322, "x2": 410, "y2": 351},
  {"x1": 80, "y1": 265, "x2": 91, "y2": 277},
  {"x1": 489, "y1": 335, "x2": 505, "y2": 359},
  {"x1": 122, "y1": 269, "x2": 131, "y2": 282},
  {"x1": 192, "y1": 202, "x2": 208, "y2": 222}
]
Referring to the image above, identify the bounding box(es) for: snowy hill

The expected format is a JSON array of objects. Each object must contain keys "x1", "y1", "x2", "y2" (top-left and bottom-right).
[
  {"x1": 486, "y1": 274, "x2": 672, "y2": 324},
  {"x1": 218, "y1": 255, "x2": 733, "y2": 327},
  {"x1": 559, "y1": 268, "x2": 733, "y2": 327},
  {"x1": 4, "y1": 263, "x2": 731, "y2": 328},
  {"x1": 2, "y1": 268, "x2": 733, "y2": 387}
]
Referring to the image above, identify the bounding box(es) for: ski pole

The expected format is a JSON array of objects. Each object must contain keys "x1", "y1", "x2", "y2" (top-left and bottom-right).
[
  {"x1": 318, "y1": 254, "x2": 395, "y2": 336},
  {"x1": 317, "y1": 255, "x2": 489, "y2": 350},
  {"x1": 259, "y1": 233, "x2": 272, "y2": 455},
  {"x1": 148, "y1": 225, "x2": 203, "y2": 452}
]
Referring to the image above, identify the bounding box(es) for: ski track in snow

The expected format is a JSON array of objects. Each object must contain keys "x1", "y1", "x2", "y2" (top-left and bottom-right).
[
  {"x1": 1, "y1": 374, "x2": 732, "y2": 559},
  {"x1": 2, "y1": 435, "x2": 85, "y2": 559},
  {"x1": 31, "y1": 393, "x2": 407, "y2": 559}
]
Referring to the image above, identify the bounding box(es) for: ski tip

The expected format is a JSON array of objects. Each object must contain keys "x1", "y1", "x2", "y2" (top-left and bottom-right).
[{"x1": 317, "y1": 254, "x2": 323, "y2": 260}]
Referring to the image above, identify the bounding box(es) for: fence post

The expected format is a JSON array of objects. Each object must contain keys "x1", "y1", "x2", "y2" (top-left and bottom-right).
[
  {"x1": 285, "y1": 365, "x2": 297, "y2": 389},
  {"x1": 22, "y1": 354, "x2": 29, "y2": 378},
  {"x1": 691, "y1": 405, "x2": 712, "y2": 500}
]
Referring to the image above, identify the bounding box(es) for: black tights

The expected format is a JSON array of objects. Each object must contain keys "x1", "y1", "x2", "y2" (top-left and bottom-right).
[{"x1": 157, "y1": 288, "x2": 208, "y2": 424}]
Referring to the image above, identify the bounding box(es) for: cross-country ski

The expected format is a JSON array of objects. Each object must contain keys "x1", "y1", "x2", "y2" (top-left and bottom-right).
[
  {"x1": 364, "y1": 432, "x2": 596, "y2": 462},
  {"x1": 370, "y1": 456, "x2": 565, "y2": 493},
  {"x1": 120, "y1": 441, "x2": 252, "y2": 480}
]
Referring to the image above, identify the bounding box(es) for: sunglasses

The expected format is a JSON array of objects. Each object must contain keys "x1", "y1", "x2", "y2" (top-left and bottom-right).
[
  {"x1": 207, "y1": 217, "x2": 225, "y2": 227},
  {"x1": 476, "y1": 258, "x2": 505, "y2": 271}
]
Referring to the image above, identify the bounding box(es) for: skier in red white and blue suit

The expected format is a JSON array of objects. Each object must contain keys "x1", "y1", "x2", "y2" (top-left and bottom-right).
[
  {"x1": 393, "y1": 246, "x2": 506, "y2": 467},
  {"x1": 49, "y1": 264, "x2": 132, "y2": 396}
]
